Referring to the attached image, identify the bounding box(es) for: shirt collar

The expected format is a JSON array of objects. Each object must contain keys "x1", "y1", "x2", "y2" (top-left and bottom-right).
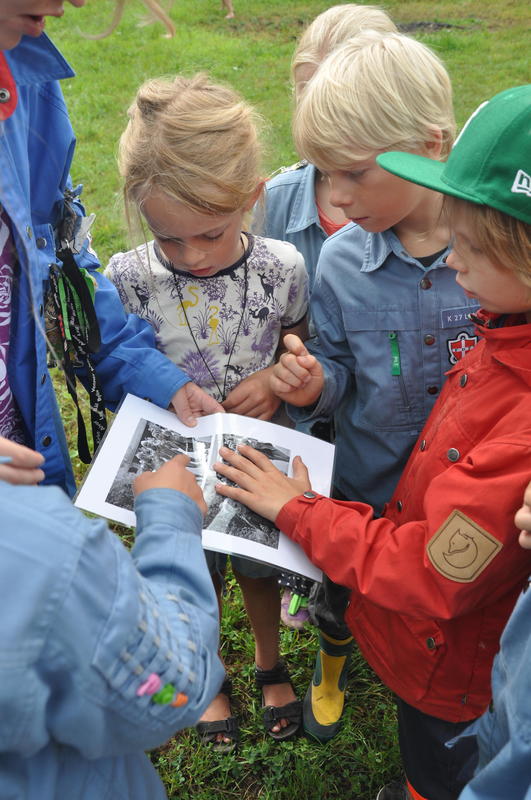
[
  {"x1": 284, "y1": 162, "x2": 322, "y2": 234},
  {"x1": 4, "y1": 33, "x2": 75, "y2": 87},
  {"x1": 361, "y1": 227, "x2": 450, "y2": 273}
]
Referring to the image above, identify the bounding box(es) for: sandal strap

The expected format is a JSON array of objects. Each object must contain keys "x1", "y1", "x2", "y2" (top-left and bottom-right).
[
  {"x1": 196, "y1": 715, "x2": 239, "y2": 740},
  {"x1": 255, "y1": 660, "x2": 292, "y2": 687},
  {"x1": 262, "y1": 699, "x2": 302, "y2": 727}
]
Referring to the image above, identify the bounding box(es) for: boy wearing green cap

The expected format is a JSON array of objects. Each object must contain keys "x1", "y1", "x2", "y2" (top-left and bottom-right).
[{"x1": 212, "y1": 85, "x2": 531, "y2": 800}]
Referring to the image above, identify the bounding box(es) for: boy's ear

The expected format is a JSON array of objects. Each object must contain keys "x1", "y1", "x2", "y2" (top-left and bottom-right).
[
  {"x1": 422, "y1": 126, "x2": 444, "y2": 160},
  {"x1": 244, "y1": 181, "x2": 265, "y2": 211}
]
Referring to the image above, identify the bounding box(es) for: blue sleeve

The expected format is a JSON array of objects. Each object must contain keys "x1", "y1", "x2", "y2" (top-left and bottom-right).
[
  {"x1": 1, "y1": 483, "x2": 223, "y2": 759},
  {"x1": 67, "y1": 189, "x2": 190, "y2": 410},
  {"x1": 287, "y1": 241, "x2": 355, "y2": 425}
]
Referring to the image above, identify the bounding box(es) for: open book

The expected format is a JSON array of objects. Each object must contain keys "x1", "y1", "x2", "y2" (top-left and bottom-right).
[{"x1": 75, "y1": 394, "x2": 335, "y2": 581}]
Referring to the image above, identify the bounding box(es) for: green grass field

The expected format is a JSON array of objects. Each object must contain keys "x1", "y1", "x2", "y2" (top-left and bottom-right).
[{"x1": 47, "y1": 2, "x2": 530, "y2": 797}]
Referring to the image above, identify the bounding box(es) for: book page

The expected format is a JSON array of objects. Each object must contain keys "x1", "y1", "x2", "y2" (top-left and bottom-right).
[{"x1": 75, "y1": 394, "x2": 335, "y2": 581}]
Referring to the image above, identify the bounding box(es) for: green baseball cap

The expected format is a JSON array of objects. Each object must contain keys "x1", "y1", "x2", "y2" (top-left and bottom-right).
[{"x1": 377, "y1": 84, "x2": 531, "y2": 225}]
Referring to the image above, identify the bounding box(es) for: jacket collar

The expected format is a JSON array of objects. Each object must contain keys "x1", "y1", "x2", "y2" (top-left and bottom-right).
[
  {"x1": 474, "y1": 311, "x2": 531, "y2": 383},
  {"x1": 4, "y1": 33, "x2": 75, "y2": 86},
  {"x1": 283, "y1": 162, "x2": 321, "y2": 234}
]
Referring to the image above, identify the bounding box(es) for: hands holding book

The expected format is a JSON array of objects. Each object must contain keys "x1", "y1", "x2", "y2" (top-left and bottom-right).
[
  {"x1": 215, "y1": 444, "x2": 312, "y2": 521},
  {"x1": 0, "y1": 437, "x2": 45, "y2": 485}
]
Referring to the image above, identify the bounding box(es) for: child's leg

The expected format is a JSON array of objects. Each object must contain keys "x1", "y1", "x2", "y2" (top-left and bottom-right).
[
  {"x1": 197, "y1": 556, "x2": 235, "y2": 747},
  {"x1": 395, "y1": 698, "x2": 479, "y2": 800},
  {"x1": 304, "y1": 575, "x2": 354, "y2": 741},
  {"x1": 233, "y1": 566, "x2": 298, "y2": 734}
]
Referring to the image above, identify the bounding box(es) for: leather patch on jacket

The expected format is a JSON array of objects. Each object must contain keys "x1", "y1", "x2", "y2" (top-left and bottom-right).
[{"x1": 427, "y1": 509, "x2": 502, "y2": 582}]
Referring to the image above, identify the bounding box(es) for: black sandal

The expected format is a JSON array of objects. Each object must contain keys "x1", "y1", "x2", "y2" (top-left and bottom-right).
[
  {"x1": 195, "y1": 678, "x2": 239, "y2": 753},
  {"x1": 255, "y1": 660, "x2": 302, "y2": 741}
]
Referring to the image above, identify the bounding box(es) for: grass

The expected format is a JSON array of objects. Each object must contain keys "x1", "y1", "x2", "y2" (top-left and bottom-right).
[{"x1": 46, "y1": 1, "x2": 530, "y2": 797}]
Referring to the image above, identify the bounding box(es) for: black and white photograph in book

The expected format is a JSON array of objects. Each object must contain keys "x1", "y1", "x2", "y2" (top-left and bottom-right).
[
  {"x1": 106, "y1": 418, "x2": 212, "y2": 511},
  {"x1": 203, "y1": 433, "x2": 290, "y2": 548}
]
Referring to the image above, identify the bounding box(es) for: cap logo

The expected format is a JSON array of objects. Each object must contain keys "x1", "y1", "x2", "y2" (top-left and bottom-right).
[{"x1": 511, "y1": 169, "x2": 531, "y2": 197}]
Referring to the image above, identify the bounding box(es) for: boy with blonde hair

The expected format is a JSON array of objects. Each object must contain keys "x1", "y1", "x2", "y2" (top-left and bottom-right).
[{"x1": 271, "y1": 30, "x2": 480, "y2": 756}]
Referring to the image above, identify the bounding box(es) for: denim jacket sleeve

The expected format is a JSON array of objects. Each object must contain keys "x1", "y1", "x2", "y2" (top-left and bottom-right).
[{"x1": 0, "y1": 482, "x2": 223, "y2": 759}]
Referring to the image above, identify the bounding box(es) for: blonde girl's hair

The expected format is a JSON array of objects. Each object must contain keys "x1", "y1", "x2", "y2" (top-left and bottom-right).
[
  {"x1": 446, "y1": 198, "x2": 531, "y2": 289},
  {"x1": 88, "y1": 0, "x2": 175, "y2": 39},
  {"x1": 293, "y1": 30, "x2": 456, "y2": 170},
  {"x1": 291, "y1": 4, "x2": 397, "y2": 102},
  {"x1": 119, "y1": 73, "x2": 264, "y2": 228}
]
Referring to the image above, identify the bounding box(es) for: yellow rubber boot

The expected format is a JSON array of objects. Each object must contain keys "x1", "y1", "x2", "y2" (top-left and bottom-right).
[{"x1": 303, "y1": 631, "x2": 354, "y2": 742}]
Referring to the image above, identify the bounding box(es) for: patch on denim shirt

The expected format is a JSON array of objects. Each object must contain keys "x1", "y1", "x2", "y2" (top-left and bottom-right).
[
  {"x1": 447, "y1": 330, "x2": 479, "y2": 364},
  {"x1": 427, "y1": 510, "x2": 502, "y2": 582},
  {"x1": 440, "y1": 305, "x2": 479, "y2": 329}
]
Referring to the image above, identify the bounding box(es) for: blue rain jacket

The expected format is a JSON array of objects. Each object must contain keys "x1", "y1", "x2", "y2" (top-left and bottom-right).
[{"x1": 1, "y1": 34, "x2": 190, "y2": 495}]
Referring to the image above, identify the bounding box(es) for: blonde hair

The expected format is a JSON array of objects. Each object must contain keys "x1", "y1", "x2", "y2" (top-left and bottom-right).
[
  {"x1": 119, "y1": 73, "x2": 264, "y2": 228},
  {"x1": 292, "y1": 4, "x2": 396, "y2": 101},
  {"x1": 293, "y1": 30, "x2": 455, "y2": 170},
  {"x1": 89, "y1": 0, "x2": 175, "y2": 39},
  {"x1": 446, "y1": 198, "x2": 531, "y2": 289}
]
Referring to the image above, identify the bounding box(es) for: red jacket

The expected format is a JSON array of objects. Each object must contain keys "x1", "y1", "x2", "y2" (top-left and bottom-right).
[{"x1": 277, "y1": 313, "x2": 531, "y2": 722}]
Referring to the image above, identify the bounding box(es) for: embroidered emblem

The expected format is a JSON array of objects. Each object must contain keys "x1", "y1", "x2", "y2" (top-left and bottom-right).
[
  {"x1": 137, "y1": 673, "x2": 162, "y2": 696},
  {"x1": 427, "y1": 510, "x2": 502, "y2": 583},
  {"x1": 447, "y1": 331, "x2": 478, "y2": 365},
  {"x1": 171, "y1": 692, "x2": 189, "y2": 707},
  {"x1": 152, "y1": 683, "x2": 177, "y2": 704},
  {"x1": 511, "y1": 169, "x2": 531, "y2": 197}
]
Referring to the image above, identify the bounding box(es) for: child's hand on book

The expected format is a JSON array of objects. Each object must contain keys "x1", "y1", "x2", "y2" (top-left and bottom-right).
[
  {"x1": 222, "y1": 366, "x2": 281, "y2": 420},
  {"x1": 134, "y1": 454, "x2": 208, "y2": 515},
  {"x1": 214, "y1": 444, "x2": 311, "y2": 521},
  {"x1": 271, "y1": 334, "x2": 324, "y2": 407}
]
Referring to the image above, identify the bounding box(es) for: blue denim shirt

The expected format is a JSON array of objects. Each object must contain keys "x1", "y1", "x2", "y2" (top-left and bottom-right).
[
  {"x1": 258, "y1": 161, "x2": 326, "y2": 293},
  {"x1": 1, "y1": 34, "x2": 189, "y2": 495},
  {"x1": 0, "y1": 481, "x2": 223, "y2": 800},
  {"x1": 457, "y1": 582, "x2": 531, "y2": 800},
  {"x1": 289, "y1": 223, "x2": 480, "y2": 510}
]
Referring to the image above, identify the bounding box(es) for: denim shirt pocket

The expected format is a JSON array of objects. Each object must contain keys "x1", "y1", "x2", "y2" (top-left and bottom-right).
[{"x1": 343, "y1": 309, "x2": 424, "y2": 431}]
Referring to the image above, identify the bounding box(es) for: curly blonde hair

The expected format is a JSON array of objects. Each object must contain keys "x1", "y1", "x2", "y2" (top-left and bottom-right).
[{"x1": 119, "y1": 72, "x2": 264, "y2": 229}]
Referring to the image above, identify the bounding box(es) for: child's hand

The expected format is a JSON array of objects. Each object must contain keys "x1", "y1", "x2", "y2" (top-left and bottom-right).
[
  {"x1": 0, "y1": 437, "x2": 45, "y2": 485},
  {"x1": 222, "y1": 366, "x2": 281, "y2": 420},
  {"x1": 215, "y1": 445, "x2": 311, "y2": 521},
  {"x1": 134, "y1": 454, "x2": 207, "y2": 515},
  {"x1": 271, "y1": 334, "x2": 324, "y2": 407},
  {"x1": 170, "y1": 382, "x2": 224, "y2": 426},
  {"x1": 514, "y1": 480, "x2": 531, "y2": 550}
]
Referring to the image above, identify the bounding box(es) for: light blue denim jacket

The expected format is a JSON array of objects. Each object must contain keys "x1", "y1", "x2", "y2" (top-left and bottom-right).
[
  {"x1": 259, "y1": 161, "x2": 326, "y2": 294},
  {"x1": 289, "y1": 223, "x2": 480, "y2": 510},
  {"x1": 0, "y1": 481, "x2": 223, "y2": 800},
  {"x1": 1, "y1": 34, "x2": 190, "y2": 495},
  {"x1": 457, "y1": 582, "x2": 531, "y2": 800}
]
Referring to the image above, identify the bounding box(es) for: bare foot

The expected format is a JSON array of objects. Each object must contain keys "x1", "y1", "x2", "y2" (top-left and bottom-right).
[{"x1": 225, "y1": 12, "x2": 235, "y2": 18}]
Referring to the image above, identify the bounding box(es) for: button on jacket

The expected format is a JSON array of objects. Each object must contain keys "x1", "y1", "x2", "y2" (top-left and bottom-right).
[
  {"x1": 289, "y1": 223, "x2": 480, "y2": 510},
  {"x1": 2, "y1": 34, "x2": 190, "y2": 495},
  {"x1": 278, "y1": 314, "x2": 531, "y2": 722},
  {"x1": 0, "y1": 481, "x2": 223, "y2": 800}
]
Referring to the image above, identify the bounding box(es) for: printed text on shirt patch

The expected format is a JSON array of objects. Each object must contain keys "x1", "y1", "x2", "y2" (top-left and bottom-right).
[
  {"x1": 427, "y1": 510, "x2": 501, "y2": 583},
  {"x1": 440, "y1": 305, "x2": 479, "y2": 329}
]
